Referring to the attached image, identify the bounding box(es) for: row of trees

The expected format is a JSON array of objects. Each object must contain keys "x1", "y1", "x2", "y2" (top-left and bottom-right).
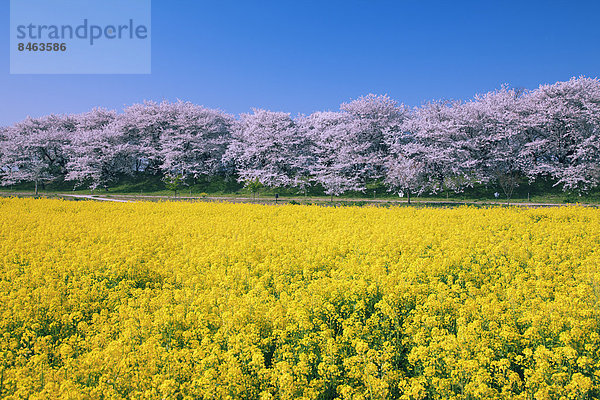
[{"x1": 1, "y1": 76, "x2": 599, "y2": 199}]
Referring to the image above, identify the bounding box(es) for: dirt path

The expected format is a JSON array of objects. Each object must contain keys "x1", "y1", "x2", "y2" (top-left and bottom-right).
[
  {"x1": 62, "y1": 194, "x2": 132, "y2": 203},
  {"x1": 1, "y1": 192, "x2": 595, "y2": 207},
  {"x1": 65, "y1": 194, "x2": 590, "y2": 207}
]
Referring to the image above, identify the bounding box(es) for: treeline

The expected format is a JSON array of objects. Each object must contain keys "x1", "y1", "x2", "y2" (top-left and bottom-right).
[{"x1": 1, "y1": 76, "x2": 599, "y2": 199}]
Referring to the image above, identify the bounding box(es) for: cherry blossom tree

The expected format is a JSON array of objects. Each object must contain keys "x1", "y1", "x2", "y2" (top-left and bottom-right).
[
  {"x1": 0, "y1": 114, "x2": 76, "y2": 194},
  {"x1": 522, "y1": 76, "x2": 600, "y2": 191},
  {"x1": 159, "y1": 102, "x2": 233, "y2": 181},
  {"x1": 0, "y1": 126, "x2": 7, "y2": 173},
  {"x1": 2, "y1": 77, "x2": 599, "y2": 198},
  {"x1": 298, "y1": 111, "x2": 366, "y2": 199},
  {"x1": 400, "y1": 100, "x2": 470, "y2": 195},
  {"x1": 224, "y1": 109, "x2": 310, "y2": 190},
  {"x1": 453, "y1": 86, "x2": 530, "y2": 201},
  {"x1": 340, "y1": 94, "x2": 407, "y2": 181},
  {"x1": 384, "y1": 155, "x2": 425, "y2": 204},
  {"x1": 115, "y1": 101, "x2": 177, "y2": 176},
  {"x1": 66, "y1": 103, "x2": 234, "y2": 190},
  {"x1": 65, "y1": 120, "x2": 136, "y2": 190}
]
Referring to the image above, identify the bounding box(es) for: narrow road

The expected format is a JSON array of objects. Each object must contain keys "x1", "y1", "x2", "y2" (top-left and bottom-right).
[
  {"x1": 62, "y1": 194, "x2": 132, "y2": 203},
  {"x1": 1, "y1": 192, "x2": 595, "y2": 207},
  {"x1": 64, "y1": 194, "x2": 593, "y2": 207}
]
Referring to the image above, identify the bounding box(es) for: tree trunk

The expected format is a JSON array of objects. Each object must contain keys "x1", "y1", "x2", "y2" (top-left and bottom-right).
[
  {"x1": 34, "y1": 180, "x2": 38, "y2": 195},
  {"x1": 498, "y1": 172, "x2": 516, "y2": 206},
  {"x1": 407, "y1": 189, "x2": 411, "y2": 205}
]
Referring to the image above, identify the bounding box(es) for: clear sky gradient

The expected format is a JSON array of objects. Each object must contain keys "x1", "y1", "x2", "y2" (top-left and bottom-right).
[{"x1": 1, "y1": 0, "x2": 599, "y2": 126}]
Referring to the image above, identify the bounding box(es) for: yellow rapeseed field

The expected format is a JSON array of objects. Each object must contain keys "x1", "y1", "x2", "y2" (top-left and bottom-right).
[{"x1": 0, "y1": 198, "x2": 599, "y2": 399}]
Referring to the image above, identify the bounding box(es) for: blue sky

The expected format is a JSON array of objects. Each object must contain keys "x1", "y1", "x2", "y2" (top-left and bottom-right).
[{"x1": 1, "y1": 0, "x2": 599, "y2": 126}]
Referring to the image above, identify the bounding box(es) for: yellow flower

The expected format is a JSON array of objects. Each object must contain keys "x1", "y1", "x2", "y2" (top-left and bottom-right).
[{"x1": 0, "y1": 198, "x2": 599, "y2": 398}]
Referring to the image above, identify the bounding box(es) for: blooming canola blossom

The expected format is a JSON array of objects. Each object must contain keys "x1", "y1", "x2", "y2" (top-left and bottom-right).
[{"x1": 0, "y1": 198, "x2": 599, "y2": 399}]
